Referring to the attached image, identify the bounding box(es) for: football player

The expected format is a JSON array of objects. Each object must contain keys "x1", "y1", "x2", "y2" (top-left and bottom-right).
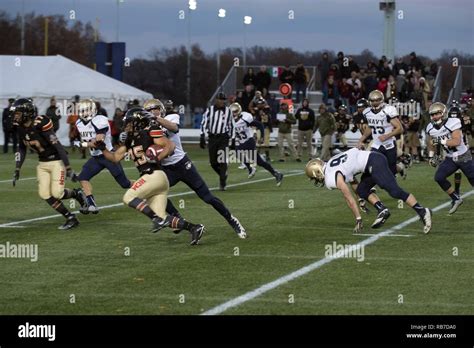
[
  {"x1": 11, "y1": 98, "x2": 86, "y2": 230},
  {"x1": 97, "y1": 107, "x2": 204, "y2": 245},
  {"x1": 357, "y1": 90, "x2": 403, "y2": 176},
  {"x1": 74, "y1": 99, "x2": 132, "y2": 214},
  {"x1": 351, "y1": 98, "x2": 369, "y2": 138},
  {"x1": 425, "y1": 102, "x2": 474, "y2": 215},
  {"x1": 305, "y1": 148, "x2": 432, "y2": 234},
  {"x1": 334, "y1": 105, "x2": 350, "y2": 150},
  {"x1": 143, "y1": 98, "x2": 247, "y2": 239},
  {"x1": 229, "y1": 102, "x2": 284, "y2": 184}
]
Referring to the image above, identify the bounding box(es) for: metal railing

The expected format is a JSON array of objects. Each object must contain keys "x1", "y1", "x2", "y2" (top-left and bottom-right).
[
  {"x1": 447, "y1": 65, "x2": 474, "y2": 105},
  {"x1": 432, "y1": 66, "x2": 442, "y2": 102}
]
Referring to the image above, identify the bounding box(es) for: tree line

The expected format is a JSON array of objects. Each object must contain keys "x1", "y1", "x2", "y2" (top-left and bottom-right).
[{"x1": 1, "y1": 11, "x2": 472, "y2": 109}]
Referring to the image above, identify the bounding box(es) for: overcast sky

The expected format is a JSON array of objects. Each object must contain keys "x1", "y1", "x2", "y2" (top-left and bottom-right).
[{"x1": 3, "y1": 0, "x2": 474, "y2": 59}]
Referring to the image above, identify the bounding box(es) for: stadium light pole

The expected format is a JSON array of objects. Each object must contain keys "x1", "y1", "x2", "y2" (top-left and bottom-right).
[
  {"x1": 243, "y1": 16, "x2": 252, "y2": 68},
  {"x1": 187, "y1": 1, "x2": 197, "y2": 126},
  {"x1": 217, "y1": 8, "x2": 226, "y2": 89},
  {"x1": 116, "y1": 0, "x2": 124, "y2": 42}
]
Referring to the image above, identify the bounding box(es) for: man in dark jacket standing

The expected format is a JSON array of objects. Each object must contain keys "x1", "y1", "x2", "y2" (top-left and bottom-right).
[
  {"x1": 295, "y1": 98, "x2": 315, "y2": 160},
  {"x1": 294, "y1": 62, "x2": 308, "y2": 103},
  {"x1": 45, "y1": 97, "x2": 62, "y2": 132},
  {"x1": 2, "y1": 98, "x2": 17, "y2": 153},
  {"x1": 255, "y1": 65, "x2": 272, "y2": 94}
]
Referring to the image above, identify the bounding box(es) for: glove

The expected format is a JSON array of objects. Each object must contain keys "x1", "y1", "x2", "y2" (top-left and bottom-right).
[
  {"x1": 66, "y1": 168, "x2": 79, "y2": 182},
  {"x1": 431, "y1": 137, "x2": 439, "y2": 145},
  {"x1": 73, "y1": 140, "x2": 81, "y2": 148},
  {"x1": 429, "y1": 156, "x2": 440, "y2": 168},
  {"x1": 119, "y1": 132, "x2": 128, "y2": 143},
  {"x1": 353, "y1": 218, "x2": 363, "y2": 234},
  {"x1": 12, "y1": 169, "x2": 20, "y2": 187},
  {"x1": 95, "y1": 140, "x2": 106, "y2": 151},
  {"x1": 199, "y1": 135, "x2": 206, "y2": 149}
]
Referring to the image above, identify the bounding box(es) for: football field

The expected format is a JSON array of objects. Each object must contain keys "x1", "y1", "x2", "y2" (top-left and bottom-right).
[{"x1": 0, "y1": 145, "x2": 473, "y2": 315}]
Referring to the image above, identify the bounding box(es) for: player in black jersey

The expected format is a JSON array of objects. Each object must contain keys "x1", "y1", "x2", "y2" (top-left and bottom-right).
[
  {"x1": 11, "y1": 98, "x2": 86, "y2": 230},
  {"x1": 98, "y1": 107, "x2": 204, "y2": 245}
]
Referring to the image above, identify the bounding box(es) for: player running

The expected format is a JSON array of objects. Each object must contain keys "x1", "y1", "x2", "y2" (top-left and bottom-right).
[
  {"x1": 97, "y1": 107, "x2": 204, "y2": 245},
  {"x1": 143, "y1": 98, "x2": 248, "y2": 239},
  {"x1": 229, "y1": 102, "x2": 284, "y2": 184},
  {"x1": 11, "y1": 98, "x2": 85, "y2": 230},
  {"x1": 74, "y1": 99, "x2": 132, "y2": 214},
  {"x1": 305, "y1": 148, "x2": 432, "y2": 234}
]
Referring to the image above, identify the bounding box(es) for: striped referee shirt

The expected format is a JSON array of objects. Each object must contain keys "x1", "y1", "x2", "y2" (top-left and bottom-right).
[{"x1": 200, "y1": 105, "x2": 235, "y2": 138}]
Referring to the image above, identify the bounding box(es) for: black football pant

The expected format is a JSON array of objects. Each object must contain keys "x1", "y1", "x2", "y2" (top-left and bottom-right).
[
  {"x1": 162, "y1": 155, "x2": 232, "y2": 223},
  {"x1": 208, "y1": 134, "x2": 229, "y2": 187}
]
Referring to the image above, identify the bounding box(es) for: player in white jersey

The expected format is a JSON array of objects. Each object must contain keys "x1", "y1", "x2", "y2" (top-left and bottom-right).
[
  {"x1": 75, "y1": 99, "x2": 131, "y2": 213},
  {"x1": 143, "y1": 99, "x2": 248, "y2": 239},
  {"x1": 357, "y1": 90, "x2": 403, "y2": 175},
  {"x1": 305, "y1": 148, "x2": 432, "y2": 234},
  {"x1": 425, "y1": 102, "x2": 474, "y2": 215},
  {"x1": 229, "y1": 103, "x2": 284, "y2": 185}
]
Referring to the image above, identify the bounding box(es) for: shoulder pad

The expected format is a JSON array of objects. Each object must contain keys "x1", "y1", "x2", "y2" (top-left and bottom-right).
[{"x1": 33, "y1": 115, "x2": 53, "y2": 132}]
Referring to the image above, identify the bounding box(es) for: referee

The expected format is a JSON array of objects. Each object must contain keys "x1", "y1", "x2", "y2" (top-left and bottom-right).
[{"x1": 200, "y1": 92, "x2": 235, "y2": 190}]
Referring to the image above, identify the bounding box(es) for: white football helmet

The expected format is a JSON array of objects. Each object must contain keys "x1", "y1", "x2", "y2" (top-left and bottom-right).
[{"x1": 77, "y1": 99, "x2": 97, "y2": 123}]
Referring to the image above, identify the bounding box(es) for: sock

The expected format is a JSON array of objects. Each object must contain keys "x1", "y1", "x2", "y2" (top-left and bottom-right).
[
  {"x1": 165, "y1": 215, "x2": 195, "y2": 231},
  {"x1": 61, "y1": 188, "x2": 77, "y2": 199},
  {"x1": 449, "y1": 191, "x2": 460, "y2": 201},
  {"x1": 86, "y1": 195, "x2": 96, "y2": 206},
  {"x1": 454, "y1": 172, "x2": 462, "y2": 194},
  {"x1": 265, "y1": 149, "x2": 270, "y2": 159},
  {"x1": 166, "y1": 199, "x2": 181, "y2": 217},
  {"x1": 128, "y1": 198, "x2": 156, "y2": 220},
  {"x1": 374, "y1": 201, "x2": 386, "y2": 213},
  {"x1": 45, "y1": 197, "x2": 73, "y2": 219},
  {"x1": 412, "y1": 203, "x2": 426, "y2": 218}
]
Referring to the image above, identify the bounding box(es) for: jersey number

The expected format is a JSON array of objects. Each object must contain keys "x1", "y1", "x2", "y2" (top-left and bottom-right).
[
  {"x1": 25, "y1": 140, "x2": 45, "y2": 153},
  {"x1": 329, "y1": 153, "x2": 348, "y2": 167},
  {"x1": 369, "y1": 126, "x2": 385, "y2": 134}
]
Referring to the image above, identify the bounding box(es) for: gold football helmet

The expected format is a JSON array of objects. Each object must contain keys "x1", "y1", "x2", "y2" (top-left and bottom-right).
[
  {"x1": 229, "y1": 102, "x2": 242, "y2": 119},
  {"x1": 368, "y1": 90, "x2": 384, "y2": 111},
  {"x1": 305, "y1": 158, "x2": 326, "y2": 187},
  {"x1": 143, "y1": 98, "x2": 166, "y2": 116},
  {"x1": 77, "y1": 99, "x2": 97, "y2": 122},
  {"x1": 429, "y1": 102, "x2": 447, "y2": 127}
]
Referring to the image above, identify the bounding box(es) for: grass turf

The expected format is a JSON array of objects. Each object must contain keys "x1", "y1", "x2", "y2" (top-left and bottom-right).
[{"x1": 0, "y1": 145, "x2": 472, "y2": 315}]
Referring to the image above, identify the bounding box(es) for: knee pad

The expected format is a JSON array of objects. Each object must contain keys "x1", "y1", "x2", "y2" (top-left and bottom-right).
[{"x1": 122, "y1": 189, "x2": 135, "y2": 205}]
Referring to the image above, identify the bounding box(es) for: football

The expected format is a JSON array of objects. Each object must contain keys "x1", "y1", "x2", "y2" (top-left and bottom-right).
[{"x1": 145, "y1": 144, "x2": 164, "y2": 162}]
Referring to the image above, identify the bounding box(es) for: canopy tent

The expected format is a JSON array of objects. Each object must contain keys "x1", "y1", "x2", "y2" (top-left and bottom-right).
[{"x1": 0, "y1": 54, "x2": 153, "y2": 145}]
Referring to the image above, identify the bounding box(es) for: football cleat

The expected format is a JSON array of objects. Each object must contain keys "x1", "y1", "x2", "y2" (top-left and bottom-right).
[
  {"x1": 248, "y1": 166, "x2": 257, "y2": 178},
  {"x1": 275, "y1": 171, "x2": 284, "y2": 187},
  {"x1": 448, "y1": 198, "x2": 463, "y2": 215},
  {"x1": 87, "y1": 205, "x2": 99, "y2": 214},
  {"x1": 189, "y1": 224, "x2": 205, "y2": 245},
  {"x1": 150, "y1": 217, "x2": 170, "y2": 233},
  {"x1": 58, "y1": 215, "x2": 79, "y2": 230},
  {"x1": 371, "y1": 209, "x2": 391, "y2": 229},
  {"x1": 74, "y1": 189, "x2": 89, "y2": 215},
  {"x1": 421, "y1": 208, "x2": 432, "y2": 234},
  {"x1": 238, "y1": 163, "x2": 247, "y2": 170},
  {"x1": 359, "y1": 199, "x2": 370, "y2": 214},
  {"x1": 230, "y1": 215, "x2": 247, "y2": 238}
]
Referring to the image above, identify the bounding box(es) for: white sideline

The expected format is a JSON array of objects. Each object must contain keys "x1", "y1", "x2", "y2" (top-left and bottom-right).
[
  {"x1": 0, "y1": 171, "x2": 304, "y2": 227},
  {"x1": 201, "y1": 189, "x2": 474, "y2": 315}
]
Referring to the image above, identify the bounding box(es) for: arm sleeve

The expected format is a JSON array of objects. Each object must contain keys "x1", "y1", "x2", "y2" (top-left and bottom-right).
[
  {"x1": 200, "y1": 107, "x2": 209, "y2": 136},
  {"x1": 249, "y1": 120, "x2": 265, "y2": 136},
  {"x1": 149, "y1": 126, "x2": 165, "y2": 138},
  {"x1": 15, "y1": 140, "x2": 27, "y2": 169}
]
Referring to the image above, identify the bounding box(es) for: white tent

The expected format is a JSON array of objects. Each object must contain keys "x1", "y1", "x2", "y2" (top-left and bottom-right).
[{"x1": 0, "y1": 55, "x2": 153, "y2": 145}]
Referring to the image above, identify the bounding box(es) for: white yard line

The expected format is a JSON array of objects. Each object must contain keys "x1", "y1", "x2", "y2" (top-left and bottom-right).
[
  {"x1": 201, "y1": 189, "x2": 474, "y2": 315},
  {"x1": 0, "y1": 171, "x2": 304, "y2": 227}
]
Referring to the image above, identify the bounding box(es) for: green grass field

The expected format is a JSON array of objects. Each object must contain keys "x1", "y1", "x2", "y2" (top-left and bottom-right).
[{"x1": 0, "y1": 145, "x2": 473, "y2": 315}]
